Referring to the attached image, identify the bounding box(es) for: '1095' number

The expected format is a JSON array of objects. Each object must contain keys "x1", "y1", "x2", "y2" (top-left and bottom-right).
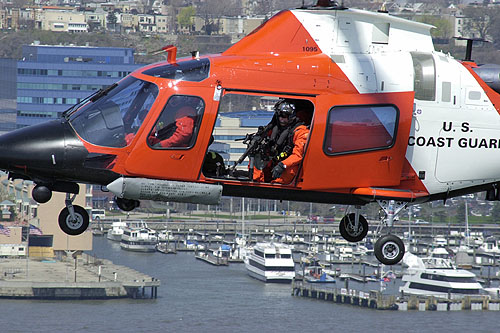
[{"x1": 303, "y1": 46, "x2": 318, "y2": 52}]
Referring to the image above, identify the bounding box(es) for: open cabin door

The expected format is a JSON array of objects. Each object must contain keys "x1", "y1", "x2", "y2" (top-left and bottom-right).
[
  {"x1": 300, "y1": 92, "x2": 414, "y2": 190},
  {"x1": 124, "y1": 86, "x2": 217, "y2": 180}
]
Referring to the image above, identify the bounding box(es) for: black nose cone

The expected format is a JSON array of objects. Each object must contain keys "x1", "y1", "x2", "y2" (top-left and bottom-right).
[{"x1": 0, "y1": 119, "x2": 88, "y2": 177}]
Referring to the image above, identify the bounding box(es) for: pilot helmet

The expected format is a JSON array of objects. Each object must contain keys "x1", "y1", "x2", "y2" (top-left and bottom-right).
[{"x1": 274, "y1": 99, "x2": 296, "y2": 119}]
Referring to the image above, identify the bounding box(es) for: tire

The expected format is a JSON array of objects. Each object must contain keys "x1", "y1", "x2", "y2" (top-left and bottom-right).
[
  {"x1": 339, "y1": 213, "x2": 368, "y2": 242},
  {"x1": 58, "y1": 205, "x2": 89, "y2": 236},
  {"x1": 115, "y1": 197, "x2": 140, "y2": 212},
  {"x1": 374, "y1": 234, "x2": 405, "y2": 265}
]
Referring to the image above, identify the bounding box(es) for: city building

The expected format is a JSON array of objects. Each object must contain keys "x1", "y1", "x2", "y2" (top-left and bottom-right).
[
  {"x1": 16, "y1": 43, "x2": 143, "y2": 127},
  {"x1": 213, "y1": 110, "x2": 273, "y2": 167},
  {"x1": 0, "y1": 175, "x2": 92, "y2": 254},
  {"x1": 0, "y1": 58, "x2": 17, "y2": 135}
]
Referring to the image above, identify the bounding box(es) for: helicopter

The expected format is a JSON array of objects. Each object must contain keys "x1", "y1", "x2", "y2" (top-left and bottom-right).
[{"x1": 2, "y1": 1, "x2": 500, "y2": 266}]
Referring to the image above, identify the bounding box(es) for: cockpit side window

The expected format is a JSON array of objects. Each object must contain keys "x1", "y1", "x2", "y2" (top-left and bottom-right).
[
  {"x1": 148, "y1": 95, "x2": 204, "y2": 149},
  {"x1": 69, "y1": 76, "x2": 158, "y2": 148}
]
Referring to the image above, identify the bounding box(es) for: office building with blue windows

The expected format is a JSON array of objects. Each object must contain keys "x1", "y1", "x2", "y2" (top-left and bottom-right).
[{"x1": 15, "y1": 44, "x2": 144, "y2": 127}]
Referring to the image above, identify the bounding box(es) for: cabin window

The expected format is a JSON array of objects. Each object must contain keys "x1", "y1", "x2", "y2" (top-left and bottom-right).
[
  {"x1": 411, "y1": 52, "x2": 436, "y2": 101},
  {"x1": 148, "y1": 95, "x2": 204, "y2": 149},
  {"x1": 324, "y1": 104, "x2": 398, "y2": 155},
  {"x1": 204, "y1": 92, "x2": 314, "y2": 184},
  {"x1": 441, "y1": 82, "x2": 451, "y2": 102}
]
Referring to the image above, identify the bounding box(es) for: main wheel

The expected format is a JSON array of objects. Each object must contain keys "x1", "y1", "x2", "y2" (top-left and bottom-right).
[
  {"x1": 115, "y1": 197, "x2": 140, "y2": 211},
  {"x1": 339, "y1": 213, "x2": 368, "y2": 242},
  {"x1": 374, "y1": 234, "x2": 405, "y2": 265},
  {"x1": 58, "y1": 205, "x2": 89, "y2": 236}
]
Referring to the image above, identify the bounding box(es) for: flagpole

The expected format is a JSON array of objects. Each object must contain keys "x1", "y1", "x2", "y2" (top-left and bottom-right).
[{"x1": 26, "y1": 222, "x2": 29, "y2": 278}]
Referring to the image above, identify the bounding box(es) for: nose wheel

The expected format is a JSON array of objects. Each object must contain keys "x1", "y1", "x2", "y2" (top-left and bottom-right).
[
  {"x1": 374, "y1": 234, "x2": 405, "y2": 265},
  {"x1": 58, "y1": 195, "x2": 89, "y2": 236}
]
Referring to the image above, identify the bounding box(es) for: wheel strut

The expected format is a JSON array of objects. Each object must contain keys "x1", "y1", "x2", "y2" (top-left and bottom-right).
[{"x1": 65, "y1": 193, "x2": 78, "y2": 221}]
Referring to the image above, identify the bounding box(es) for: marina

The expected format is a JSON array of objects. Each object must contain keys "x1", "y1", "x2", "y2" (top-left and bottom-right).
[
  {"x1": 91, "y1": 217, "x2": 500, "y2": 312},
  {"x1": 1, "y1": 236, "x2": 500, "y2": 333}
]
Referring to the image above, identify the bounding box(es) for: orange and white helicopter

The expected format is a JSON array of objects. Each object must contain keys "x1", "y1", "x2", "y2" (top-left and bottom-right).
[{"x1": 1, "y1": 1, "x2": 500, "y2": 265}]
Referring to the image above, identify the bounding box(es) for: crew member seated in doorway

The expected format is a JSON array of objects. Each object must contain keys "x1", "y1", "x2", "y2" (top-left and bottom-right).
[
  {"x1": 253, "y1": 99, "x2": 309, "y2": 185},
  {"x1": 149, "y1": 105, "x2": 196, "y2": 148}
]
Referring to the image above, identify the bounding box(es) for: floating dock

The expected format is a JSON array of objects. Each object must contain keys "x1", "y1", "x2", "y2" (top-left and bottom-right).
[
  {"x1": 195, "y1": 252, "x2": 228, "y2": 266},
  {"x1": 0, "y1": 254, "x2": 160, "y2": 300},
  {"x1": 291, "y1": 280, "x2": 500, "y2": 311}
]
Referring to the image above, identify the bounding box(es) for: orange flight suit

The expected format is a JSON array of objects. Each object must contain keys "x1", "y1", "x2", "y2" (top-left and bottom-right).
[
  {"x1": 253, "y1": 124, "x2": 309, "y2": 185},
  {"x1": 149, "y1": 116, "x2": 195, "y2": 148}
]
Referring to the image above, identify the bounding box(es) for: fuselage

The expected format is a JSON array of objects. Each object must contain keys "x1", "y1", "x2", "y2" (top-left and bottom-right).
[{"x1": 1, "y1": 7, "x2": 500, "y2": 206}]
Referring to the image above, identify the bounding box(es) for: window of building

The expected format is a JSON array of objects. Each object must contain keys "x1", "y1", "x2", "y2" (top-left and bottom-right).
[{"x1": 324, "y1": 104, "x2": 398, "y2": 155}]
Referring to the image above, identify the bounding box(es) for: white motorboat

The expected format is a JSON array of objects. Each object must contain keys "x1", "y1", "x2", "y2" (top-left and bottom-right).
[
  {"x1": 106, "y1": 220, "x2": 127, "y2": 241},
  {"x1": 157, "y1": 229, "x2": 176, "y2": 242},
  {"x1": 244, "y1": 242, "x2": 295, "y2": 283},
  {"x1": 399, "y1": 253, "x2": 483, "y2": 299},
  {"x1": 479, "y1": 237, "x2": 500, "y2": 255},
  {"x1": 120, "y1": 224, "x2": 157, "y2": 252}
]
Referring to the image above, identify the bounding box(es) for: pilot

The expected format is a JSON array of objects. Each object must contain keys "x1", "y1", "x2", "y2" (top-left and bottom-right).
[
  {"x1": 253, "y1": 99, "x2": 309, "y2": 184},
  {"x1": 149, "y1": 105, "x2": 196, "y2": 148}
]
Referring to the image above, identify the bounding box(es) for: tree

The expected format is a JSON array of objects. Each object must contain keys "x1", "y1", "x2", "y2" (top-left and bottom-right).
[
  {"x1": 416, "y1": 15, "x2": 452, "y2": 39},
  {"x1": 491, "y1": 202, "x2": 500, "y2": 222},
  {"x1": 462, "y1": 5, "x2": 500, "y2": 41},
  {"x1": 107, "y1": 11, "x2": 118, "y2": 32},
  {"x1": 197, "y1": 0, "x2": 242, "y2": 35},
  {"x1": 177, "y1": 6, "x2": 196, "y2": 33}
]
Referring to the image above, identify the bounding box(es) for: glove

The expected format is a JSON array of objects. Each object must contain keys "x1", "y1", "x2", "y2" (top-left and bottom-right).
[{"x1": 271, "y1": 162, "x2": 286, "y2": 179}]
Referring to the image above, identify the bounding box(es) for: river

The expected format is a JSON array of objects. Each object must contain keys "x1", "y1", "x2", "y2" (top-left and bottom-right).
[{"x1": 0, "y1": 236, "x2": 499, "y2": 332}]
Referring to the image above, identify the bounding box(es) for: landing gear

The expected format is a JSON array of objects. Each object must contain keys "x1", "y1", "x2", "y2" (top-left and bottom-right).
[
  {"x1": 115, "y1": 197, "x2": 140, "y2": 211},
  {"x1": 339, "y1": 212, "x2": 368, "y2": 242},
  {"x1": 373, "y1": 200, "x2": 407, "y2": 265},
  {"x1": 374, "y1": 234, "x2": 405, "y2": 265},
  {"x1": 58, "y1": 194, "x2": 89, "y2": 236}
]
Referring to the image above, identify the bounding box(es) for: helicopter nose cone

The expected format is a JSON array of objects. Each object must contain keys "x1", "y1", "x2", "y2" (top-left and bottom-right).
[{"x1": 0, "y1": 119, "x2": 88, "y2": 176}]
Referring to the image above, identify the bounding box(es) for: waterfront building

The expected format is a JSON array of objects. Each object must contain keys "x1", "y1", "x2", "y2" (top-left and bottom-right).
[
  {"x1": 212, "y1": 110, "x2": 273, "y2": 167},
  {"x1": 0, "y1": 174, "x2": 92, "y2": 253},
  {"x1": 16, "y1": 43, "x2": 143, "y2": 127},
  {"x1": 0, "y1": 59, "x2": 17, "y2": 135}
]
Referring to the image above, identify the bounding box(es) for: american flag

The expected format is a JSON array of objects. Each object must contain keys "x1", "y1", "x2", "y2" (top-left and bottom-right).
[
  {"x1": 29, "y1": 224, "x2": 43, "y2": 235},
  {"x1": 0, "y1": 224, "x2": 10, "y2": 236}
]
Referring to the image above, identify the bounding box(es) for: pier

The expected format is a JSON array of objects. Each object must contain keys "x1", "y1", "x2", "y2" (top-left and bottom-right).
[
  {"x1": 0, "y1": 253, "x2": 160, "y2": 299},
  {"x1": 194, "y1": 252, "x2": 228, "y2": 266},
  {"x1": 291, "y1": 280, "x2": 500, "y2": 311}
]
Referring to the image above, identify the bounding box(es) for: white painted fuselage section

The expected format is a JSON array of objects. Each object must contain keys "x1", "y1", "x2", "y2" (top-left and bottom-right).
[{"x1": 292, "y1": 8, "x2": 500, "y2": 197}]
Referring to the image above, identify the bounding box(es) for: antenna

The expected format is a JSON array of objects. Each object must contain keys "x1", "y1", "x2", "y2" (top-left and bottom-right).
[{"x1": 149, "y1": 44, "x2": 177, "y2": 63}]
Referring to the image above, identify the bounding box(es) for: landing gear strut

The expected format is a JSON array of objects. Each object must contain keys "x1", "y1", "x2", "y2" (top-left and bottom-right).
[
  {"x1": 373, "y1": 200, "x2": 406, "y2": 265},
  {"x1": 58, "y1": 193, "x2": 89, "y2": 236}
]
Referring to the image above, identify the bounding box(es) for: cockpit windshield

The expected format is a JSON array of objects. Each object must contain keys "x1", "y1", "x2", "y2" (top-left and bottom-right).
[{"x1": 69, "y1": 76, "x2": 158, "y2": 148}]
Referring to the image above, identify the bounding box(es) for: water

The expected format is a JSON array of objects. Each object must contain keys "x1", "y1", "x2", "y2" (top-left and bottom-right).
[{"x1": 1, "y1": 237, "x2": 500, "y2": 332}]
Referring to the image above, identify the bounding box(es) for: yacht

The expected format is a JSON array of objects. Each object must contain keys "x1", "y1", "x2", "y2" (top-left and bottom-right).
[
  {"x1": 106, "y1": 220, "x2": 127, "y2": 241},
  {"x1": 399, "y1": 253, "x2": 483, "y2": 299},
  {"x1": 120, "y1": 225, "x2": 158, "y2": 252},
  {"x1": 244, "y1": 242, "x2": 295, "y2": 283}
]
